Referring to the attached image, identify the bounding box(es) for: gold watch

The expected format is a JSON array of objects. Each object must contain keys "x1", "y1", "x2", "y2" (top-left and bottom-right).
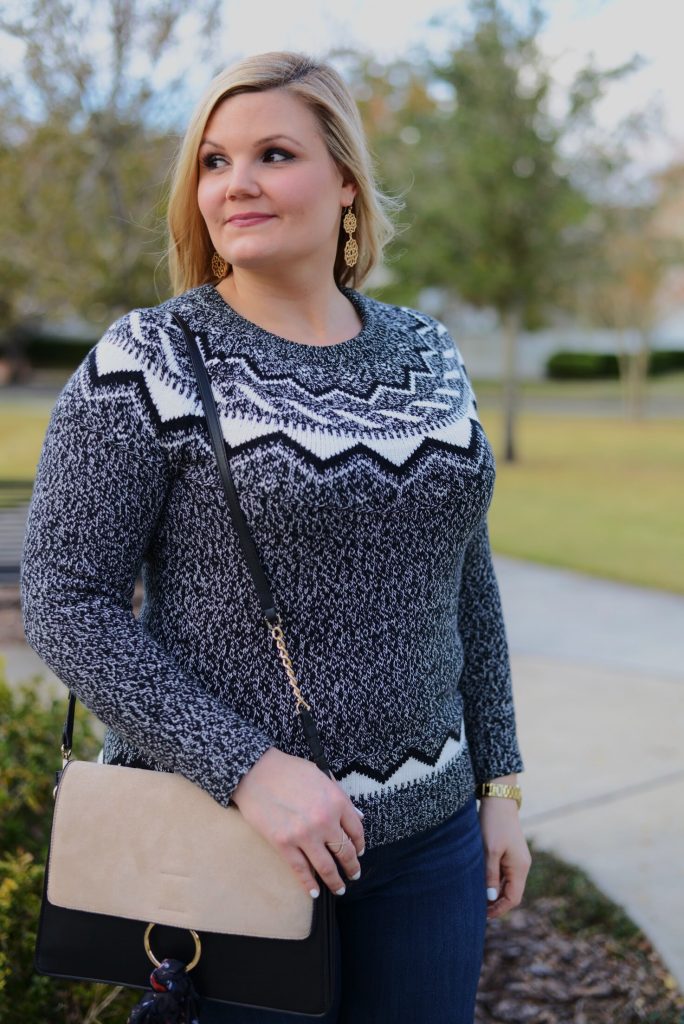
[{"x1": 476, "y1": 782, "x2": 522, "y2": 810}]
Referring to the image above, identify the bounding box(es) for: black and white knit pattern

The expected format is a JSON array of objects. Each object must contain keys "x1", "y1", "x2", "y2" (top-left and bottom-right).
[{"x1": 20, "y1": 283, "x2": 524, "y2": 849}]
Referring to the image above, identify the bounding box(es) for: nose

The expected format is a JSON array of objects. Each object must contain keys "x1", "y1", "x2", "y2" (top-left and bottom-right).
[{"x1": 225, "y1": 160, "x2": 262, "y2": 200}]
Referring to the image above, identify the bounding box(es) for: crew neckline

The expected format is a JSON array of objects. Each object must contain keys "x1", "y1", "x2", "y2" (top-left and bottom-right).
[{"x1": 196, "y1": 282, "x2": 374, "y2": 355}]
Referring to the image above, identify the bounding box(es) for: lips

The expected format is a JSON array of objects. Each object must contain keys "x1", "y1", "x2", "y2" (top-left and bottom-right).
[{"x1": 228, "y1": 214, "x2": 275, "y2": 225}]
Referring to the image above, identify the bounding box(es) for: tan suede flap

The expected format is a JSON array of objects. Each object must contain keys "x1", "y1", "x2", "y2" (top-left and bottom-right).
[{"x1": 47, "y1": 761, "x2": 314, "y2": 939}]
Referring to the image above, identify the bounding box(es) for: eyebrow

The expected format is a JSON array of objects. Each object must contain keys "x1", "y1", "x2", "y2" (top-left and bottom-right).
[{"x1": 199, "y1": 134, "x2": 303, "y2": 149}]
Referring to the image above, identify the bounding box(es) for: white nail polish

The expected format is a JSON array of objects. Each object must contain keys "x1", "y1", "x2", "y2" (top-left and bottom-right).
[
  {"x1": 336, "y1": 886, "x2": 346, "y2": 896},
  {"x1": 487, "y1": 887, "x2": 498, "y2": 901},
  {"x1": 351, "y1": 869, "x2": 361, "y2": 880},
  {"x1": 309, "y1": 888, "x2": 320, "y2": 899},
  {"x1": 358, "y1": 847, "x2": 365, "y2": 857},
  {"x1": 354, "y1": 807, "x2": 364, "y2": 817}
]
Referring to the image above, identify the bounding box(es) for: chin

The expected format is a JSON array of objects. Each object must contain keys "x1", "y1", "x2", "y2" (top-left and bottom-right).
[{"x1": 227, "y1": 250, "x2": 293, "y2": 272}]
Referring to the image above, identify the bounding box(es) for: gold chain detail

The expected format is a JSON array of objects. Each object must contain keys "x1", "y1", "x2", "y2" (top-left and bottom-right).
[{"x1": 265, "y1": 614, "x2": 311, "y2": 712}]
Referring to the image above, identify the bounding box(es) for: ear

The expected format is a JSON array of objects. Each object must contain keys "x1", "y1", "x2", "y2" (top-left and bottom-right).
[{"x1": 341, "y1": 179, "x2": 358, "y2": 208}]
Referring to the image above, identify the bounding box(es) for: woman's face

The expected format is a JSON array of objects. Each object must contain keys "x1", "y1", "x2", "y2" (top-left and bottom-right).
[{"x1": 197, "y1": 88, "x2": 357, "y2": 277}]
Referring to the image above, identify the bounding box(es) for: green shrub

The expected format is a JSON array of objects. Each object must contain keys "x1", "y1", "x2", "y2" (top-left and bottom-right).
[
  {"x1": 0, "y1": 663, "x2": 137, "y2": 1024},
  {"x1": 546, "y1": 351, "x2": 620, "y2": 379},
  {"x1": 0, "y1": 671, "x2": 100, "y2": 858},
  {"x1": 546, "y1": 348, "x2": 684, "y2": 380},
  {"x1": 649, "y1": 349, "x2": 684, "y2": 375},
  {"x1": 0, "y1": 333, "x2": 97, "y2": 370}
]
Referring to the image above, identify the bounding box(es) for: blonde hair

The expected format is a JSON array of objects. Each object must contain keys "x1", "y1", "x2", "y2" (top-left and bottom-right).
[{"x1": 167, "y1": 51, "x2": 402, "y2": 294}]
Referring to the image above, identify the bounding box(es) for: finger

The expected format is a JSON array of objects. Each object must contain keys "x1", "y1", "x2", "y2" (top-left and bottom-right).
[
  {"x1": 279, "y1": 844, "x2": 328, "y2": 900},
  {"x1": 485, "y1": 851, "x2": 502, "y2": 902},
  {"x1": 486, "y1": 873, "x2": 526, "y2": 917},
  {"x1": 329, "y1": 838, "x2": 362, "y2": 884},
  {"x1": 335, "y1": 785, "x2": 365, "y2": 845},
  {"x1": 340, "y1": 805, "x2": 365, "y2": 860},
  {"x1": 499, "y1": 867, "x2": 527, "y2": 908},
  {"x1": 304, "y1": 842, "x2": 350, "y2": 897}
]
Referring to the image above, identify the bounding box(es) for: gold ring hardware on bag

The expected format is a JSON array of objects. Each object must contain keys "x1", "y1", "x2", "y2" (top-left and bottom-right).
[{"x1": 144, "y1": 922, "x2": 202, "y2": 972}]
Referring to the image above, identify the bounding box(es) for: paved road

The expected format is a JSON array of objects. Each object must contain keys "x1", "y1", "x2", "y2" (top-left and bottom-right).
[
  {"x1": 494, "y1": 556, "x2": 684, "y2": 989},
  {"x1": 3, "y1": 557, "x2": 684, "y2": 987}
]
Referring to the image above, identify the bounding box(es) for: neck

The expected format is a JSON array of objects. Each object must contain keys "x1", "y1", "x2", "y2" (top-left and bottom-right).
[{"x1": 217, "y1": 268, "x2": 358, "y2": 346}]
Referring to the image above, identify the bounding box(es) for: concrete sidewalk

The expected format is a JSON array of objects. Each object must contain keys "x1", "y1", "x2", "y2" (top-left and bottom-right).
[
  {"x1": 494, "y1": 556, "x2": 684, "y2": 989},
  {"x1": 3, "y1": 558, "x2": 684, "y2": 986}
]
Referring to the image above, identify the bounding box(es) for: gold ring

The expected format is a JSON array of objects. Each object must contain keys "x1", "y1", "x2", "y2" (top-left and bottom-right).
[
  {"x1": 325, "y1": 829, "x2": 352, "y2": 855},
  {"x1": 143, "y1": 922, "x2": 202, "y2": 972}
]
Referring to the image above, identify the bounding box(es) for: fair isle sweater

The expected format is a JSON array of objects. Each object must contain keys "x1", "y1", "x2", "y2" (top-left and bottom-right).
[{"x1": 20, "y1": 283, "x2": 525, "y2": 850}]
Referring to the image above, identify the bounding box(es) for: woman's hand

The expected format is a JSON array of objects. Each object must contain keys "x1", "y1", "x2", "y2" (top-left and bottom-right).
[
  {"x1": 478, "y1": 791, "x2": 532, "y2": 920},
  {"x1": 230, "y1": 746, "x2": 365, "y2": 899}
]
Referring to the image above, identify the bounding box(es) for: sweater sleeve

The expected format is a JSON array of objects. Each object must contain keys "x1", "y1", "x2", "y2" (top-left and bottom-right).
[
  {"x1": 20, "y1": 335, "x2": 275, "y2": 807},
  {"x1": 457, "y1": 516, "x2": 525, "y2": 784}
]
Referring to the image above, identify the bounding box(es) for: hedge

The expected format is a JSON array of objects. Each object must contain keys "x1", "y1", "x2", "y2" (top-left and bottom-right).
[{"x1": 546, "y1": 349, "x2": 684, "y2": 380}]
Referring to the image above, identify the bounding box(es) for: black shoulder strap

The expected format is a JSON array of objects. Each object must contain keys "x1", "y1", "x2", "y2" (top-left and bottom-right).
[
  {"x1": 171, "y1": 311, "x2": 279, "y2": 623},
  {"x1": 60, "y1": 309, "x2": 332, "y2": 779}
]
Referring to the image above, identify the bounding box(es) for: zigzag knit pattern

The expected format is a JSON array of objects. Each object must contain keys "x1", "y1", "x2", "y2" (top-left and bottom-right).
[{"x1": 20, "y1": 283, "x2": 524, "y2": 849}]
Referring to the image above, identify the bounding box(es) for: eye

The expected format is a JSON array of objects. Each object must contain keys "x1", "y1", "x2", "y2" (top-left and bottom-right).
[
  {"x1": 200, "y1": 153, "x2": 227, "y2": 170},
  {"x1": 263, "y1": 148, "x2": 293, "y2": 163}
]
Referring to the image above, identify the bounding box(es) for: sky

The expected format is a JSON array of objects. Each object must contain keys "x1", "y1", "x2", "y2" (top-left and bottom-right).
[
  {"x1": 3, "y1": 1, "x2": 680, "y2": 172},
  {"x1": 209, "y1": 0, "x2": 682, "y2": 172}
]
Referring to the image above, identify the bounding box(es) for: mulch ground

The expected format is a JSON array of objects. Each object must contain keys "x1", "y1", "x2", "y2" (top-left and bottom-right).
[{"x1": 477, "y1": 897, "x2": 684, "y2": 1023}]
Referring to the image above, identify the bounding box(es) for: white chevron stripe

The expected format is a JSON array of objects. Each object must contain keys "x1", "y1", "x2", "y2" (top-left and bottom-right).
[
  {"x1": 377, "y1": 409, "x2": 423, "y2": 423},
  {"x1": 95, "y1": 338, "x2": 201, "y2": 423},
  {"x1": 336, "y1": 726, "x2": 468, "y2": 800},
  {"x1": 333, "y1": 409, "x2": 385, "y2": 429},
  {"x1": 156, "y1": 325, "x2": 183, "y2": 377},
  {"x1": 270, "y1": 393, "x2": 340, "y2": 428},
  {"x1": 410, "y1": 400, "x2": 452, "y2": 410},
  {"x1": 234, "y1": 381, "x2": 280, "y2": 417},
  {"x1": 94, "y1": 337, "x2": 478, "y2": 467}
]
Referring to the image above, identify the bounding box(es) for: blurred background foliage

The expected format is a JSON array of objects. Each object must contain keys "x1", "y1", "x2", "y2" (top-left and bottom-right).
[
  {"x1": 0, "y1": 0, "x2": 682, "y2": 589},
  {"x1": 0, "y1": 663, "x2": 139, "y2": 1022},
  {"x1": 2, "y1": 0, "x2": 682, "y2": 338}
]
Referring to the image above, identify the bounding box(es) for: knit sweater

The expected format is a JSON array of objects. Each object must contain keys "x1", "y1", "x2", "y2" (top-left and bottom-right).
[{"x1": 20, "y1": 283, "x2": 524, "y2": 850}]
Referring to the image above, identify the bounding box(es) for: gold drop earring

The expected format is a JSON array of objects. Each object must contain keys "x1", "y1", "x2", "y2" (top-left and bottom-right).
[
  {"x1": 343, "y1": 206, "x2": 358, "y2": 268},
  {"x1": 211, "y1": 252, "x2": 228, "y2": 279}
]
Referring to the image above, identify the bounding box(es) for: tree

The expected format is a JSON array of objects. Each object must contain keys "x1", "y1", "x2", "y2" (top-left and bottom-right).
[
  {"x1": 371, "y1": 0, "x2": 641, "y2": 462},
  {"x1": 326, "y1": 48, "x2": 440, "y2": 300},
  {"x1": 575, "y1": 165, "x2": 684, "y2": 419},
  {"x1": 0, "y1": 0, "x2": 221, "y2": 340}
]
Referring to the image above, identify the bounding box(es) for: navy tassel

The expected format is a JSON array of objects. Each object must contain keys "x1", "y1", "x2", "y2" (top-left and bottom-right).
[{"x1": 127, "y1": 958, "x2": 200, "y2": 1023}]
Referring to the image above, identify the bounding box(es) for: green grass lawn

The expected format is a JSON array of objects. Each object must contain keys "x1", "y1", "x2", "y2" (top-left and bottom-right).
[
  {"x1": 473, "y1": 369, "x2": 684, "y2": 402},
  {"x1": 2, "y1": 392, "x2": 683, "y2": 594},
  {"x1": 0, "y1": 402, "x2": 53, "y2": 479},
  {"x1": 480, "y1": 409, "x2": 684, "y2": 594}
]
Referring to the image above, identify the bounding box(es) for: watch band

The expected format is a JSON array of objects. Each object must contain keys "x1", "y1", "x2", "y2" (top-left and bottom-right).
[{"x1": 476, "y1": 782, "x2": 522, "y2": 809}]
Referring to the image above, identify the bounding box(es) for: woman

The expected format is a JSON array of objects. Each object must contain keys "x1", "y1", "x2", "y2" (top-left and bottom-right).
[{"x1": 21, "y1": 51, "x2": 531, "y2": 1023}]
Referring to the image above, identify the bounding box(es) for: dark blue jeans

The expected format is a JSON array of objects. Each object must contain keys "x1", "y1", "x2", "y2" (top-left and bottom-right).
[{"x1": 200, "y1": 796, "x2": 487, "y2": 1024}]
